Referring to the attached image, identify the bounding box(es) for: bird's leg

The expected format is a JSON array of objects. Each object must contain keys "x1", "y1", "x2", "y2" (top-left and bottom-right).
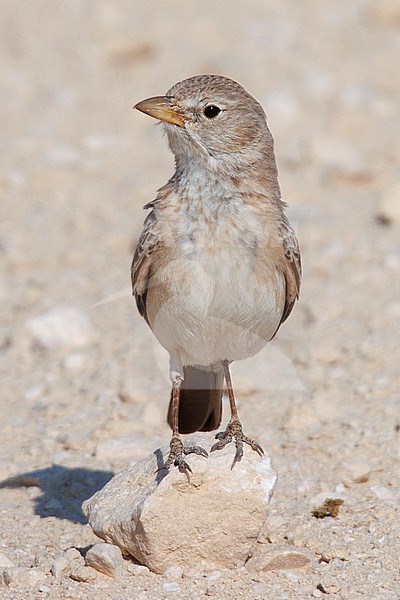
[
  {"x1": 162, "y1": 376, "x2": 208, "y2": 474},
  {"x1": 211, "y1": 360, "x2": 264, "y2": 468}
]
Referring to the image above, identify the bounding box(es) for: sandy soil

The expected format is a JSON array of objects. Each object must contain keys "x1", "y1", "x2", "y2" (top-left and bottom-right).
[{"x1": 1, "y1": 1, "x2": 399, "y2": 598}]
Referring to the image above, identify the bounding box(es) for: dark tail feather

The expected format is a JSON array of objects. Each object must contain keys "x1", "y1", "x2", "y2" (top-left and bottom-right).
[{"x1": 167, "y1": 366, "x2": 223, "y2": 434}]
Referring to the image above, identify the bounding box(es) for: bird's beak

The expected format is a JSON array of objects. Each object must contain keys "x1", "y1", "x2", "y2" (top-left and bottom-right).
[{"x1": 133, "y1": 96, "x2": 187, "y2": 127}]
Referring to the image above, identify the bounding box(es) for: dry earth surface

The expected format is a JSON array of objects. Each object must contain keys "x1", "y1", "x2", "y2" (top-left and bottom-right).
[{"x1": 1, "y1": 1, "x2": 399, "y2": 598}]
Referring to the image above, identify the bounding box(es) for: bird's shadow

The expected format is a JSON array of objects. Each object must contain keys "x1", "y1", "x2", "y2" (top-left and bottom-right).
[
  {"x1": 0, "y1": 465, "x2": 114, "y2": 524},
  {"x1": 154, "y1": 447, "x2": 169, "y2": 485}
]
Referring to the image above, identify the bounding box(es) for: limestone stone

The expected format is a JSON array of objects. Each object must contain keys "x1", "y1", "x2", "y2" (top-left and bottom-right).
[
  {"x1": 27, "y1": 306, "x2": 94, "y2": 350},
  {"x1": 127, "y1": 564, "x2": 151, "y2": 576},
  {"x1": 246, "y1": 544, "x2": 313, "y2": 571},
  {"x1": 85, "y1": 543, "x2": 124, "y2": 577},
  {"x1": 83, "y1": 434, "x2": 277, "y2": 574},
  {"x1": 51, "y1": 555, "x2": 71, "y2": 578},
  {"x1": 69, "y1": 566, "x2": 98, "y2": 583},
  {"x1": 2, "y1": 567, "x2": 47, "y2": 588}
]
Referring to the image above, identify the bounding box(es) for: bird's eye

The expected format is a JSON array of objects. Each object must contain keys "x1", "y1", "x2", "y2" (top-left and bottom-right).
[{"x1": 203, "y1": 105, "x2": 221, "y2": 119}]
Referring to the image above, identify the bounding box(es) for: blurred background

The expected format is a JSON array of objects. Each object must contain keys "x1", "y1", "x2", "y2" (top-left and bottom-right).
[
  {"x1": 1, "y1": 0, "x2": 399, "y2": 515},
  {"x1": 1, "y1": 2, "x2": 399, "y2": 595}
]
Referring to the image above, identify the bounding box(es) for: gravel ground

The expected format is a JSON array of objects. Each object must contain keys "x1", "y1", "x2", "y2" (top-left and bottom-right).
[{"x1": 1, "y1": 1, "x2": 399, "y2": 598}]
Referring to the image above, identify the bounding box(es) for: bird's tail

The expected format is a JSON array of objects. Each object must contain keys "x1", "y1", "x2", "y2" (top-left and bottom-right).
[{"x1": 167, "y1": 366, "x2": 224, "y2": 434}]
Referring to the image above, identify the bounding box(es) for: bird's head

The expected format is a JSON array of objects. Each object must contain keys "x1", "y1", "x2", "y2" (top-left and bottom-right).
[{"x1": 134, "y1": 75, "x2": 277, "y2": 183}]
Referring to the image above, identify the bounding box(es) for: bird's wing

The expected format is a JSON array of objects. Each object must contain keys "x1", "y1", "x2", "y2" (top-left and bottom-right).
[
  {"x1": 131, "y1": 209, "x2": 159, "y2": 324},
  {"x1": 278, "y1": 216, "x2": 302, "y2": 326}
]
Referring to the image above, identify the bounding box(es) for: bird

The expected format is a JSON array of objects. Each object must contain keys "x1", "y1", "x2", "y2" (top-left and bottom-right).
[{"x1": 132, "y1": 75, "x2": 301, "y2": 474}]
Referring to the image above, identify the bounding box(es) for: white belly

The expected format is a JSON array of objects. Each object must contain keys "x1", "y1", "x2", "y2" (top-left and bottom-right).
[{"x1": 147, "y1": 243, "x2": 285, "y2": 368}]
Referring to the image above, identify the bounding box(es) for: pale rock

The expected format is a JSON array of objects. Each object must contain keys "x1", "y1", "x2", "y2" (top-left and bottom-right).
[
  {"x1": 163, "y1": 566, "x2": 184, "y2": 580},
  {"x1": 64, "y1": 547, "x2": 84, "y2": 564},
  {"x1": 51, "y1": 554, "x2": 70, "y2": 578},
  {"x1": 23, "y1": 383, "x2": 45, "y2": 401},
  {"x1": 343, "y1": 460, "x2": 372, "y2": 483},
  {"x1": 70, "y1": 566, "x2": 98, "y2": 583},
  {"x1": 127, "y1": 564, "x2": 151, "y2": 576},
  {"x1": 62, "y1": 352, "x2": 86, "y2": 371},
  {"x1": 27, "y1": 306, "x2": 94, "y2": 350},
  {"x1": 207, "y1": 571, "x2": 221, "y2": 580},
  {"x1": 0, "y1": 552, "x2": 14, "y2": 568},
  {"x1": 246, "y1": 545, "x2": 313, "y2": 572},
  {"x1": 370, "y1": 485, "x2": 395, "y2": 500},
  {"x1": 2, "y1": 567, "x2": 46, "y2": 588},
  {"x1": 83, "y1": 434, "x2": 277, "y2": 574},
  {"x1": 162, "y1": 581, "x2": 180, "y2": 592},
  {"x1": 85, "y1": 543, "x2": 124, "y2": 577},
  {"x1": 335, "y1": 483, "x2": 347, "y2": 494}
]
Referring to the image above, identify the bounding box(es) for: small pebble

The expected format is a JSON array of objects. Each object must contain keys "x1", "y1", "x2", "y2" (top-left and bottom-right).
[
  {"x1": 207, "y1": 571, "x2": 221, "y2": 580},
  {"x1": 51, "y1": 555, "x2": 70, "y2": 578},
  {"x1": 370, "y1": 485, "x2": 394, "y2": 500},
  {"x1": 23, "y1": 384, "x2": 45, "y2": 401},
  {"x1": 163, "y1": 566, "x2": 184, "y2": 580},
  {"x1": 162, "y1": 581, "x2": 181, "y2": 592},
  {"x1": 246, "y1": 546, "x2": 312, "y2": 572},
  {"x1": 85, "y1": 543, "x2": 124, "y2": 577},
  {"x1": 70, "y1": 566, "x2": 98, "y2": 582},
  {"x1": 62, "y1": 353, "x2": 86, "y2": 370},
  {"x1": 3, "y1": 567, "x2": 47, "y2": 588},
  {"x1": 64, "y1": 548, "x2": 84, "y2": 563},
  {"x1": 27, "y1": 306, "x2": 94, "y2": 350},
  {"x1": 127, "y1": 564, "x2": 151, "y2": 576}
]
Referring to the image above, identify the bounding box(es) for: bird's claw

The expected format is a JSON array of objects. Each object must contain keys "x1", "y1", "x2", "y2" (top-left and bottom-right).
[
  {"x1": 161, "y1": 436, "x2": 208, "y2": 474},
  {"x1": 185, "y1": 445, "x2": 208, "y2": 459},
  {"x1": 210, "y1": 418, "x2": 264, "y2": 468},
  {"x1": 175, "y1": 457, "x2": 192, "y2": 474}
]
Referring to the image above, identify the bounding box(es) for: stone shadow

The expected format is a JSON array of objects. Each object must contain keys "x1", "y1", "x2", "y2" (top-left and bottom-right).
[{"x1": 0, "y1": 465, "x2": 114, "y2": 524}]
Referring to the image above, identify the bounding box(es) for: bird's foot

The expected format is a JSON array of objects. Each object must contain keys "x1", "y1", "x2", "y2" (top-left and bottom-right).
[
  {"x1": 161, "y1": 435, "x2": 208, "y2": 474},
  {"x1": 211, "y1": 418, "x2": 264, "y2": 468}
]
